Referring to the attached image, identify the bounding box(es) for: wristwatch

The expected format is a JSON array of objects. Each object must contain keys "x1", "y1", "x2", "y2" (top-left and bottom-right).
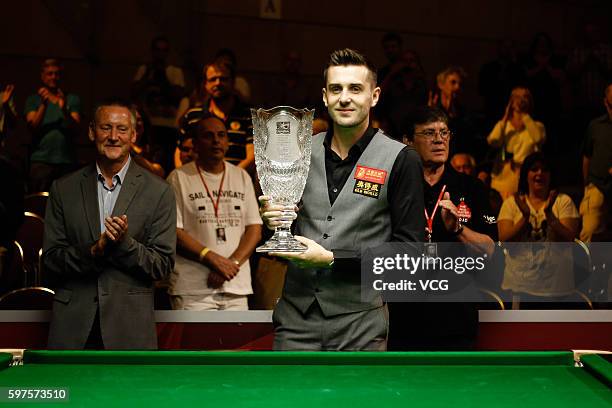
[{"x1": 450, "y1": 223, "x2": 464, "y2": 236}]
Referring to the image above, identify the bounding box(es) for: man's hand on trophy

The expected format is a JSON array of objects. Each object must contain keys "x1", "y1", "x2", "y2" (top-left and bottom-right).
[
  {"x1": 270, "y1": 236, "x2": 334, "y2": 269},
  {"x1": 258, "y1": 195, "x2": 298, "y2": 230}
]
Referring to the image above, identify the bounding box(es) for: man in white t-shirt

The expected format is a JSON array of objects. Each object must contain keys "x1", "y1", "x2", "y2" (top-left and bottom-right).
[{"x1": 166, "y1": 112, "x2": 262, "y2": 310}]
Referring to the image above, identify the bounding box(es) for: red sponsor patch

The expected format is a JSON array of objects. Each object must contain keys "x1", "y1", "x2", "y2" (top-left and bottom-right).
[
  {"x1": 354, "y1": 166, "x2": 387, "y2": 184},
  {"x1": 457, "y1": 199, "x2": 472, "y2": 223}
]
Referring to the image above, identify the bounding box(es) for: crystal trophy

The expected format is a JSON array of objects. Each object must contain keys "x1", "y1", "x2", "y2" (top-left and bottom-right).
[{"x1": 251, "y1": 106, "x2": 313, "y2": 252}]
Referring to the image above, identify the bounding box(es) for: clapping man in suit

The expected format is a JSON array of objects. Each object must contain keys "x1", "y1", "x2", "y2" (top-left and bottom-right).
[{"x1": 43, "y1": 99, "x2": 176, "y2": 349}]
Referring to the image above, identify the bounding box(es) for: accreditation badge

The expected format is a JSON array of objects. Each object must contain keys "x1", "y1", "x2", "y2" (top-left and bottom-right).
[
  {"x1": 424, "y1": 242, "x2": 438, "y2": 266},
  {"x1": 216, "y1": 227, "x2": 227, "y2": 244}
]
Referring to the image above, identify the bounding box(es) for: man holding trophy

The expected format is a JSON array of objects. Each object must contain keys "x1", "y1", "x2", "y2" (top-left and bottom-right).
[{"x1": 258, "y1": 49, "x2": 425, "y2": 350}]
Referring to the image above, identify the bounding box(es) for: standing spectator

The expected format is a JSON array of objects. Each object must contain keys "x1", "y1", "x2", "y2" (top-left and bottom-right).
[
  {"x1": 429, "y1": 66, "x2": 481, "y2": 159},
  {"x1": 202, "y1": 62, "x2": 253, "y2": 172},
  {"x1": 167, "y1": 111, "x2": 261, "y2": 310},
  {"x1": 132, "y1": 36, "x2": 185, "y2": 172},
  {"x1": 390, "y1": 106, "x2": 497, "y2": 351},
  {"x1": 498, "y1": 153, "x2": 579, "y2": 301},
  {"x1": 579, "y1": 83, "x2": 612, "y2": 242},
  {"x1": 177, "y1": 62, "x2": 253, "y2": 172},
  {"x1": 215, "y1": 48, "x2": 252, "y2": 103},
  {"x1": 487, "y1": 87, "x2": 546, "y2": 199},
  {"x1": 25, "y1": 59, "x2": 80, "y2": 192},
  {"x1": 429, "y1": 66, "x2": 466, "y2": 121},
  {"x1": 43, "y1": 100, "x2": 176, "y2": 349}
]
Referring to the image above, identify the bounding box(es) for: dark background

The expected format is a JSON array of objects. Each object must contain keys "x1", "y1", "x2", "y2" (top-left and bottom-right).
[{"x1": 1, "y1": 0, "x2": 611, "y2": 170}]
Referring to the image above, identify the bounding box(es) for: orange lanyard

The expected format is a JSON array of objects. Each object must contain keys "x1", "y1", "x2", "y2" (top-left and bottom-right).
[{"x1": 196, "y1": 163, "x2": 226, "y2": 221}]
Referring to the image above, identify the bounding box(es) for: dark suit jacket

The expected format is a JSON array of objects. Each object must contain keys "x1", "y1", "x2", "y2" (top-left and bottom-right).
[{"x1": 43, "y1": 161, "x2": 176, "y2": 349}]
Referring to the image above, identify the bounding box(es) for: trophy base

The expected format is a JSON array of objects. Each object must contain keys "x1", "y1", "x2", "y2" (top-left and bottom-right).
[{"x1": 256, "y1": 231, "x2": 308, "y2": 253}]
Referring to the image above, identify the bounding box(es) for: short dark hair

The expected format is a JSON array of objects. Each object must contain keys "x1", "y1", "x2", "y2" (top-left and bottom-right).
[
  {"x1": 382, "y1": 32, "x2": 402, "y2": 45},
  {"x1": 91, "y1": 98, "x2": 133, "y2": 127},
  {"x1": 178, "y1": 107, "x2": 225, "y2": 138},
  {"x1": 518, "y1": 152, "x2": 555, "y2": 194},
  {"x1": 323, "y1": 48, "x2": 377, "y2": 86},
  {"x1": 204, "y1": 61, "x2": 236, "y2": 80},
  {"x1": 401, "y1": 106, "x2": 449, "y2": 141}
]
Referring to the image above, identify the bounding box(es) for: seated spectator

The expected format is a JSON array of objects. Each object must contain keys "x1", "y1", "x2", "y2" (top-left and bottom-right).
[
  {"x1": 498, "y1": 152, "x2": 579, "y2": 300},
  {"x1": 174, "y1": 108, "x2": 199, "y2": 168},
  {"x1": 579, "y1": 82, "x2": 612, "y2": 242},
  {"x1": 174, "y1": 137, "x2": 195, "y2": 168},
  {"x1": 166, "y1": 111, "x2": 262, "y2": 311},
  {"x1": 130, "y1": 105, "x2": 164, "y2": 178},
  {"x1": 132, "y1": 36, "x2": 185, "y2": 172},
  {"x1": 450, "y1": 152, "x2": 476, "y2": 176},
  {"x1": 487, "y1": 86, "x2": 546, "y2": 199},
  {"x1": 25, "y1": 58, "x2": 81, "y2": 192}
]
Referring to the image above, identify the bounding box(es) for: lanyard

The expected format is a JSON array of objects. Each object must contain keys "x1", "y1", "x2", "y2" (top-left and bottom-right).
[
  {"x1": 196, "y1": 162, "x2": 226, "y2": 221},
  {"x1": 424, "y1": 184, "x2": 446, "y2": 242}
]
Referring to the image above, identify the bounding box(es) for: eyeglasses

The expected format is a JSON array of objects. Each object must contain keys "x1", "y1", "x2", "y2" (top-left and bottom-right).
[{"x1": 414, "y1": 129, "x2": 452, "y2": 140}]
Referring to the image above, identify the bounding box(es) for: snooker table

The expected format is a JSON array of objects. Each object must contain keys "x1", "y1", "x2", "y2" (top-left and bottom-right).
[{"x1": 0, "y1": 351, "x2": 610, "y2": 407}]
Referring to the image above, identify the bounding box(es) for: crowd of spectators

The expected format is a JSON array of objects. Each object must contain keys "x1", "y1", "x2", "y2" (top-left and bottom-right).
[{"x1": 1, "y1": 27, "x2": 611, "y2": 310}]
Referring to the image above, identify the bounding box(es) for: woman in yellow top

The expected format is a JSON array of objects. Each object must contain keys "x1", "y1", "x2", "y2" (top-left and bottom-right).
[{"x1": 487, "y1": 87, "x2": 546, "y2": 199}]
